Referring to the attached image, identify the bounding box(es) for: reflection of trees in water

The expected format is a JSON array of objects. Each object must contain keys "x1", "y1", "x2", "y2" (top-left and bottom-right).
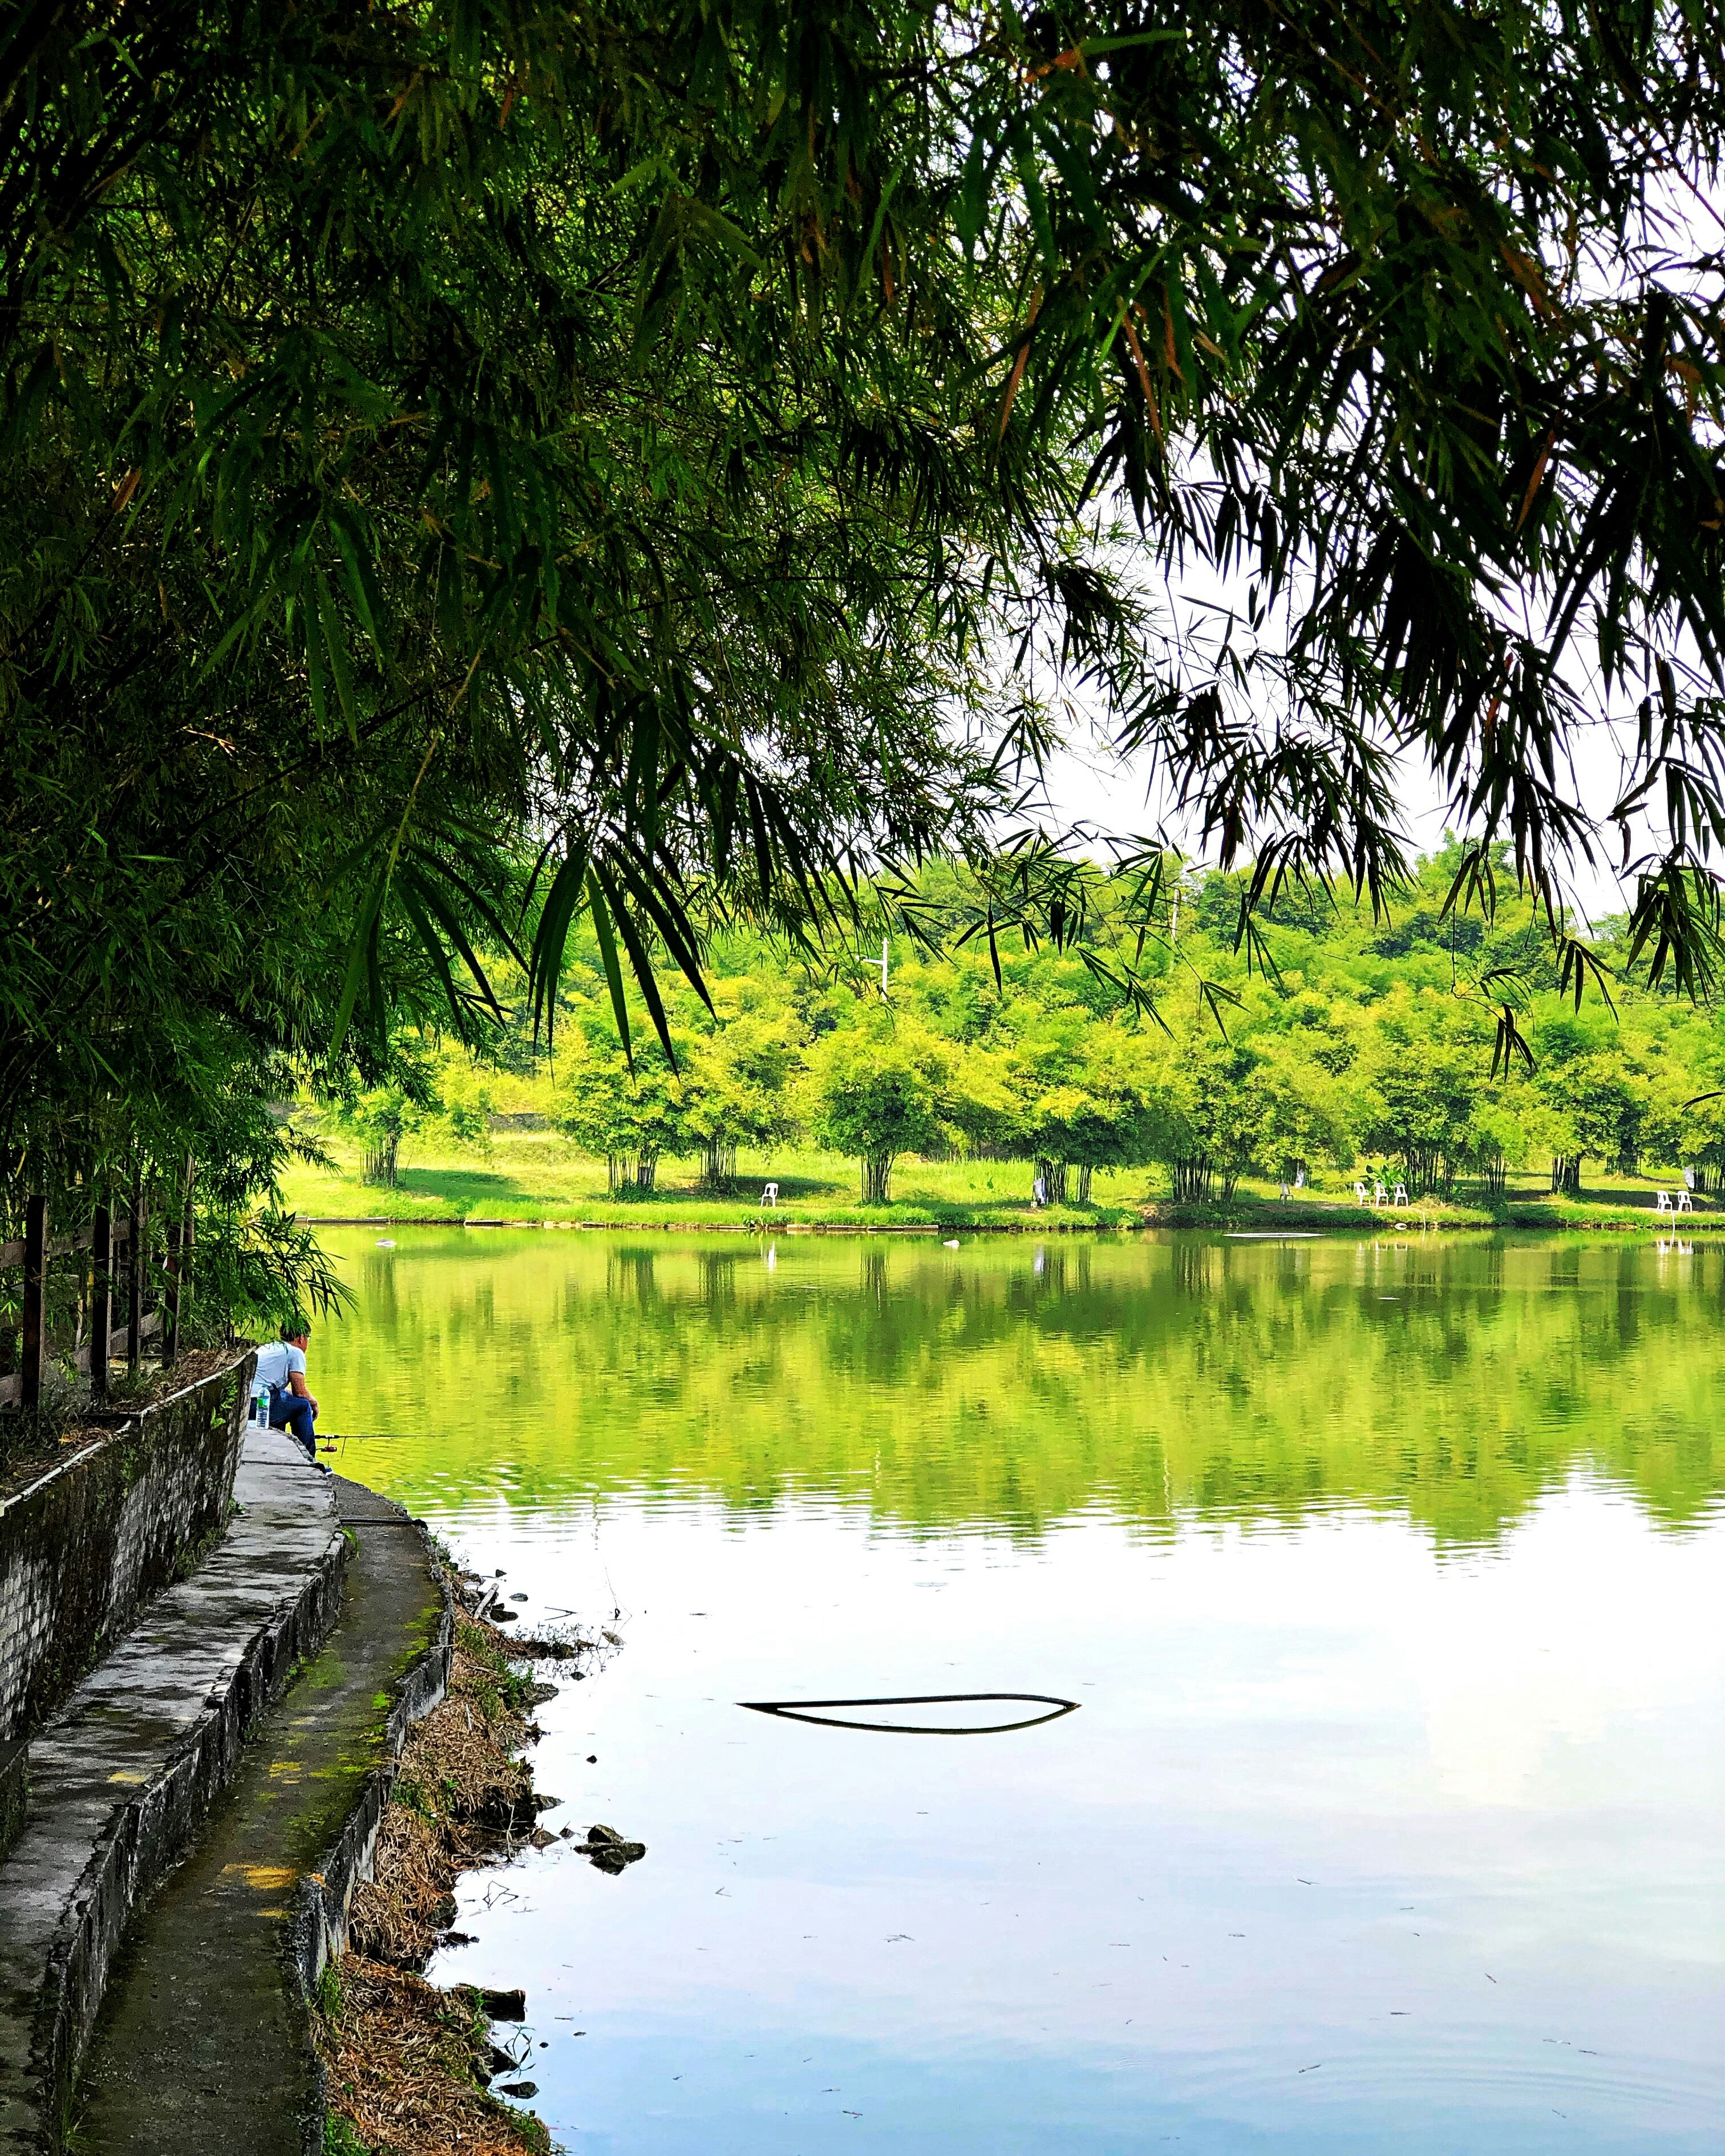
[
  {"x1": 606, "y1": 1245, "x2": 659, "y2": 1306},
  {"x1": 357, "y1": 1251, "x2": 403, "y2": 1325},
  {"x1": 325, "y1": 1235, "x2": 1725, "y2": 1542},
  {"x1": 1611, "y1": 1241, "x2": 1643, "y2": 1347},
  {"x1": 697, "y1": 1249, "x2": 738, "y2": 1311}
]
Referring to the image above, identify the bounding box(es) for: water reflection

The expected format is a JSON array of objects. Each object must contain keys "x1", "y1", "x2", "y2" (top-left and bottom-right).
[
  {"x1": 315, "y1": 1230, "x2": 1725, "y2": 2156},
  {"x1": 321, "y1": 1230, "x2": 1724, "y2": 1544}
]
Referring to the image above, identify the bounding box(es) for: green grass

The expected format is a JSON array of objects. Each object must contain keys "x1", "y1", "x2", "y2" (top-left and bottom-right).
[
  {"x1": 286, "y1": 1128, "x2": 1142, "y2": 1226},
  {"x1": 281, "y1": 1126, "x2": 1719, "y2": 1234}
]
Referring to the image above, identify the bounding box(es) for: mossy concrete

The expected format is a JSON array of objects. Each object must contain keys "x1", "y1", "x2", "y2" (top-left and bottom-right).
[
  {"x1": 0, "y1": 1359, "x2": 253, "y2": 1752},
  {"x1": 0, "y1": 1738, "x2": 25, "y2": 1863},
  {"x1": 70, "y1": 1477, "x2": 450, "y2": 2156},
  {"x1": 0, "y1": 1433, "x2": 345, "y2": 2155}
]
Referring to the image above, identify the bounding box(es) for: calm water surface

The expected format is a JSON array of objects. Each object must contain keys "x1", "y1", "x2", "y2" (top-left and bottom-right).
[{"x1": 316, "y1": 1229, "x2": 1725, "y2": 2155}]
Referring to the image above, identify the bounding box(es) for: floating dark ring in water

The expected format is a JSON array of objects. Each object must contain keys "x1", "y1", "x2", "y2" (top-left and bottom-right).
[{"x1": 738, "y1": 1692, "x2": 1080, "y2": 1735}]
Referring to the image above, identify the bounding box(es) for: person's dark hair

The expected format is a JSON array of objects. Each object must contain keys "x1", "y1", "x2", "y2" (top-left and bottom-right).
[{"x1": 280, "y1": 1316, "x2": 311, "y2": 1342}]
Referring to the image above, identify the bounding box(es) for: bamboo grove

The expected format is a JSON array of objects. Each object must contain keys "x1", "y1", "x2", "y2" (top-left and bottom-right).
[{"x1": 1, "y1": 0, "x2": 1722, "y2": 1330}]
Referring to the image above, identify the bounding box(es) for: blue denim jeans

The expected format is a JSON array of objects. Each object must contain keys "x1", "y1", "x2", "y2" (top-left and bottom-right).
[{"x1": 269, "y1": 1387, "x2": 316, "y2": 1460}]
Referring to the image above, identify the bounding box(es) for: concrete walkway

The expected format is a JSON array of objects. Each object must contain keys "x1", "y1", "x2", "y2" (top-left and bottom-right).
[
  {"x1": 0, "y1": 1434, "x2": 345, "y2": 2155},
  {"x1": 72, "y1": 1474, "x2": 446, "y2": 2156}
]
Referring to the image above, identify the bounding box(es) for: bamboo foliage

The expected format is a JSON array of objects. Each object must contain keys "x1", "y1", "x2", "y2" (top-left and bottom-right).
[{"x1": 0, "y1": 0, "x2": 1722, "y2": 1181}]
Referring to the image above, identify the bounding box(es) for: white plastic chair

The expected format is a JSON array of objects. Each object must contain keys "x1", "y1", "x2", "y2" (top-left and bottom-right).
[
  {"x1": 1354, "y1": 1181, "x2": 1370, "y2": 1207},
  {"x1": 1372, "y1": 1181, "x2": 1389, "y2": 1207},
  {"x1": 760, "y1": 1181, "x2": 779, "y2": 1208},
  {"x1": 1655, "y1": 1190, "x2": 1674, "y2": 1215},
  {"x1": 1392, "y1": 1183, "x2": 1409, "y2": 1207},
  {"x1": 1676, "y1": 1188, "x2": 1694, "y2": 1213}
]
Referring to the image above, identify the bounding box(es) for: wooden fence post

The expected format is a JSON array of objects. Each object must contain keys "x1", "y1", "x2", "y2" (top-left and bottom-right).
[
  {"x1": 21, "y1": 1195, "x2": 46, "y2": 1411},
  {"x1": 89, "y1": 1201, "x2": 112, "y2": 1404},
  {"x1": 126, "y1": 1186, "x2": 143, "y2": 1373}
]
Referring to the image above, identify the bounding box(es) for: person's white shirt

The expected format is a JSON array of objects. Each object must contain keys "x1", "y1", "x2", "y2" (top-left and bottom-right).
[{"x1": 253, "y1": 1340, "x2": 306, "y2": 1392}]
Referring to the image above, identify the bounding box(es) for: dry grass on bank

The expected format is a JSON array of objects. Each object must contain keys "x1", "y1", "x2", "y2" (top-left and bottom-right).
[
  {"x1": 315, "y1": 1605, "x2": 564, "y2": 2156},
  {"x1": 318, "y1": 1958, "x2": 550, "y2": 2156},
  {"x1": 346, "y1": 1625, "x2": 540, "y2": 1967}
]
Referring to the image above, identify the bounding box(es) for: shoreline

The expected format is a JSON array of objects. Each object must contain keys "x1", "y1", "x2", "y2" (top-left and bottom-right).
[
  {"x1": 314, "y1": 1563, "x2": 612, "y2": 2156},
  {"x1": 295, "y1": 1209, "x2": 1719, "y2": 1237}
]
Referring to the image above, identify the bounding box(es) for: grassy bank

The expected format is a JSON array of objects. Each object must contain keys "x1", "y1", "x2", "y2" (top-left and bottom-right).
[{"x1": 282, "y1": 1128, "x2": 1719, "y2": 1234}]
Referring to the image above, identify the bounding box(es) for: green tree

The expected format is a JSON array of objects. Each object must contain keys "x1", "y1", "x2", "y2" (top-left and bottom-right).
[
  {"x1": 1361, "y1": 1020, "x2": 1485, "y2": 1197},
  {"x1": 1002, "y1": 1010, "x2": 1096, "y2": 1205},
  {"x1": 1467, "y1": 1096, "x2": 1535, "y2": 1199},
  {"x1": 6, "y1": 0, "x2": 1725, "y2": 1185},
  {"x1": 682, "y1": 1016, "x2": 803, "y2": 1190},
  {"x1": 804, "y1": 1019, "x2": 951, "y2": 1205},
  {"x1": 1006, "y1": 1023, "x2": 1155, "y2": 1205},
  {"x1": 1532, "y1": 1022, "x2": 1652, "y2": 1194},
  {"x1": 329, "y1": 1036, "x2": 494, "y2": 1187},
  {"x1": 553, "y1": 1027, "x2": 690, "y2": 1194},
  {"x1": 1147, "y1": 1024, "x2": 1265, "y2": 1205},
  {"x1": 1247, "y1": 1045, "x2": 1354, "y2": 1190},
  {"x1": 1649, "y1": 1048, "x2": 1725, "y2": 1193}
]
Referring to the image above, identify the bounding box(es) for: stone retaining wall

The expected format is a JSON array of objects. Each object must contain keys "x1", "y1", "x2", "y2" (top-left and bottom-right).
[
  {"x1": 33, "y1": 1529, "x2": 347, "y2": 2151},
  {"x1": 0, "y1": 1434, "x2": 349, "y2": 2156},
  {"x1": 0, "y1": 1357, "x2": 252, "y2": 1750},
  {"x1": 0, "y1": 1740, "x2": 23, "y2": 1866}
]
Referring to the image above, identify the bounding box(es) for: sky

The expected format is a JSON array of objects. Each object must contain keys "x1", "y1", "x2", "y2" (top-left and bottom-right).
[{"x1": 1036, "y1": 723, "x2": 1639, "y2": 928}]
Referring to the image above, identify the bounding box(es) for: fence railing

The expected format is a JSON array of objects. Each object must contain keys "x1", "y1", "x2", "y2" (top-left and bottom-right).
[{"x1": 0, "y1": 1181, "x2": 193, "y2": 1413}]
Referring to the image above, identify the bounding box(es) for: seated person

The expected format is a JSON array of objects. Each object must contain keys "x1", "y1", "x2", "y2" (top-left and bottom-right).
[{"x1": 253, "y1": 1322, "x2": 319, "y2": 1461}]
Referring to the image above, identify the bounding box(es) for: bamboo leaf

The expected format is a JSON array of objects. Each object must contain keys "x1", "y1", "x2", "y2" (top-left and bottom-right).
[{"x1": 586, "y1": 868, "x2": 634, "y2": 1069}]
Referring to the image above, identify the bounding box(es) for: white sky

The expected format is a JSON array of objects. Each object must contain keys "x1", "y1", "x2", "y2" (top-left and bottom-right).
[{"x1": 1037, "y1": 724, "x2": 1639, "y2": 927}]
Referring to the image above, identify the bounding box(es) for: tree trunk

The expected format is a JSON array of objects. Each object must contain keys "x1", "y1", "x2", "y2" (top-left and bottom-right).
[
  {"x1": 1171, "y1": 1156, "x2": 1213, "y2": 1203},
  {"x1": 1033, "y1": 1155, "x2": 1068, "y2": 1203},
  {"x1": 362, "y1": 1131, "x2": 399, "y2": 1187},
  {"x1": 1550, "y1": 1154, "x2": 1581, "y2": 1195},
  {"x1": 861, "y1": 1151, "x2": 894, "y2": 1204},
  {"x1": 1075, "y1": 1164, "x2": 1094, "y2": 1203},
  {"x1": 635, "y1": 1148, "x2": 660, "y2": 1194},
  {"x1": 700, "y1": 1140, "x2": 738, "y2": 1190},
  {"x1": 1481, "y1": 1152, "x2": 1508, "y2": 1197}
]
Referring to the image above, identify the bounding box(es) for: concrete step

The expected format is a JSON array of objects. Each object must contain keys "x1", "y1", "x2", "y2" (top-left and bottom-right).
[
  {"x1": 71, "y1": 1477, "x2": 449, "y2": 2156},
  {"x1": 0, "y1": 1435, "x2": 346, "y2": 2155}
]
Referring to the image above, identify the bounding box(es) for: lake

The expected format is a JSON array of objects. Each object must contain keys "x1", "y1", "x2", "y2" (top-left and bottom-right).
[{"x1": 314, "y1": 1227, "x2": 1725, "y2": 2155}]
